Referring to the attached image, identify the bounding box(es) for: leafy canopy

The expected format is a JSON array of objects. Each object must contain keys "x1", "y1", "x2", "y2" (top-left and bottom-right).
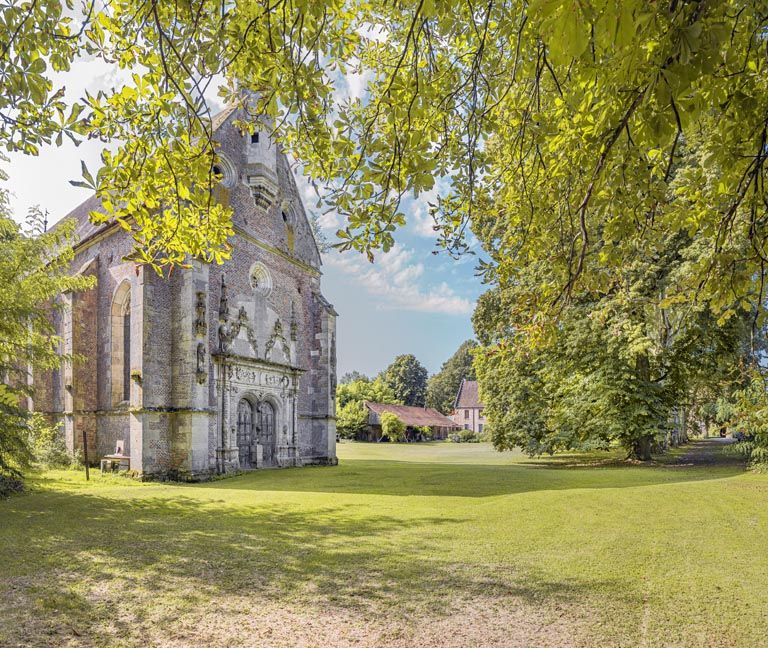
[
  {"x1": 0, "y1": 177, "x2": 93, "y2": 476},
  {"x1": 380, "y1": 354, "x2": 428, "y2": 407},
  {"x1": 380, "y1": 412, "x2": 406, "y2": 443},
  {"x1": 426, "y1": 340, "x2": 477, "y2": 414},
  {"x1": 336, "y1": 400, "x2": 369, "y2": 440},
  {"x1": 2, "y1": 1, "x2": 766, "y2": 308},
  {"x1": 336, "y1": 377, "x2": 399, "y2": 409},
  {"x1": 335, "y1": 376, "x2": 399, "y2": 439}
]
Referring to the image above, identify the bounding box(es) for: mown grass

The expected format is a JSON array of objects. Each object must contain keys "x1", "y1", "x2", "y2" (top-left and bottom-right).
[{"x1": 1, "y1": 440, "x2": 766, "y2": 647}]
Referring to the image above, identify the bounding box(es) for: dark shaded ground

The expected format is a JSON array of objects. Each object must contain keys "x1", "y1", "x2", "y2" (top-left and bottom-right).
[{"x1": 669, "y1": 437, "x2": 744, "y2": 467}]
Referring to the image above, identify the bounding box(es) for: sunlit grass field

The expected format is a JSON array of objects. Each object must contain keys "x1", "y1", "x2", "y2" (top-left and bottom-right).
[{"x1": 1, "y1": 440, "x2": 766, "y2": 647}]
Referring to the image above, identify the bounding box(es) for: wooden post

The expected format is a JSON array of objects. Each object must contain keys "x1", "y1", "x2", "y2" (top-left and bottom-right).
[{"x1": 82, "y1": 427, "x2": 90, "y2": 481}]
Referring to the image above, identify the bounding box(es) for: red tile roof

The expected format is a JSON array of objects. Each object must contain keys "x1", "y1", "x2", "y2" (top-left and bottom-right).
[
  {"x1": 454, "y1": 379, "x2": 483, "y2": 409},
  {"x1": 364, "y1": 402, "x2": 459, "y2": 428}
]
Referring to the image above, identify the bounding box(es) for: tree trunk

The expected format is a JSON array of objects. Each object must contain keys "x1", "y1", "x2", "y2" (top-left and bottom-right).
[
  {"x1": 630, "y1": 435, "x2": 653, "y2": 461},
  {"x1": 631, "y1": 352, "x2": 654, "y2": 461}
]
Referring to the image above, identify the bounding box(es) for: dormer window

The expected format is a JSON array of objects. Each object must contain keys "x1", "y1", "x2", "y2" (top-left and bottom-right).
[{"x1": 250, "y1": 132, "x2": 259, "y2": 144}]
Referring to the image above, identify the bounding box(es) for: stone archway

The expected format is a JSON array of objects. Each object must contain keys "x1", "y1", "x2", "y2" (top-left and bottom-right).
[{"x1": 235, "y1": 395, "x2": 279, "y2": 469}]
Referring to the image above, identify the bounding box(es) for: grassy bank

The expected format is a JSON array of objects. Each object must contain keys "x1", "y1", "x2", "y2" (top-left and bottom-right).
[{"x1": 1, "y1": 440, "x2": 765, "y2": 647}]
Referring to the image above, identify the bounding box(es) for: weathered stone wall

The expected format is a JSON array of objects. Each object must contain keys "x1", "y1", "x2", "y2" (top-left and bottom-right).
[{"x1": 34, "y1": 105, "x2": 337, "y2": 477}]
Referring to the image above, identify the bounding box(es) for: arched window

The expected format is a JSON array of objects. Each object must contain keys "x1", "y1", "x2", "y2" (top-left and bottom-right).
[{"x1": 111, "y1": 282, "x2": 131, "y2": 406}]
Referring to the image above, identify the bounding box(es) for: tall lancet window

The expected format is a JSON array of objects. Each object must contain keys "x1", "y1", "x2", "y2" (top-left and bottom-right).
[
  {"x1": 111, "y1": 282, "x2": 132, "y2": 406},
  {"x1": 122, "y1": 306, "x2": 131, "y2": 402}
]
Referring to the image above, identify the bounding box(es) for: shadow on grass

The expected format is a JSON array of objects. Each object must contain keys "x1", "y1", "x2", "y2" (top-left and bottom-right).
[
  {"x1": 196, "y1": 451, "x2": 746, "y2": 498},
  {"x1": 0, "y1": 490, "x2": 632, "y2": 645}
]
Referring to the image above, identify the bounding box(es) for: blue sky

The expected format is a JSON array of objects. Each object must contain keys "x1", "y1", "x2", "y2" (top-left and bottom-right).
[{"x1": 5, "y1": 60, "x2": 483, "y2": 378}]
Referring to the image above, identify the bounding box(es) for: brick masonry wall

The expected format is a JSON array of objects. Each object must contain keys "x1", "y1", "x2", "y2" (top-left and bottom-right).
[{"x1": 34, "y1": 106, "x2": 337, "y2": 476}]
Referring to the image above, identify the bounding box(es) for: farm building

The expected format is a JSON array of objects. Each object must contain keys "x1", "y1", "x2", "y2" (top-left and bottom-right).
[
  {"x1": 361, "y1": 402, "x2": 460, "y2": 442},
  {"x1": 451, "y1": 379, "x2": 486, "y2": 434}
]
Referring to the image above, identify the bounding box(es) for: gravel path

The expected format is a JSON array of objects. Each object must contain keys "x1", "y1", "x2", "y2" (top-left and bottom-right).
[{"x1": 672, "y1": 437, "x2": 744, "y2": 467}]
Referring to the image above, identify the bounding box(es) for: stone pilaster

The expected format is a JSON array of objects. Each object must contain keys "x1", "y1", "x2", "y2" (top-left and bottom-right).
[{"x1": 129, "y1": 265, "x2": 145, "y2": 473}]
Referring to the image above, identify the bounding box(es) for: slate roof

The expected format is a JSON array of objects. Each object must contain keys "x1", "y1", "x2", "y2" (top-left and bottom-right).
[
  {"x1": 454, "y1": 379, "x2": 483, "y2": 409},
  {"x1": 364, "y1": 402, "x2": 460, "y2": 428}
]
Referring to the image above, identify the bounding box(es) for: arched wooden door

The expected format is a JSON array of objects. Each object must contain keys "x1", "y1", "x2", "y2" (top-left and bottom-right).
[
  {"x1": 258, "y1": 401, "x2": 276, "y2": 467},
  {"x1": 236, "y1": 399, "x2": 254, "y2": 469}
]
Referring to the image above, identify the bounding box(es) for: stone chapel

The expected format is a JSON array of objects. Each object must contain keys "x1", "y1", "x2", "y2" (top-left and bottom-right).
[{"x1": 33, "y1": 105, "x2": 338, "y2": 479}]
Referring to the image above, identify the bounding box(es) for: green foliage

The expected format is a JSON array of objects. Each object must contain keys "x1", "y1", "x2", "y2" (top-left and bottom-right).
[
  {"x1": 379, "y1": 412, "x2": 405, "y2": 442},
  {"x1": 474, "y1": 234, "x2": 752, "y2": 460},
  {"x1": 336, "y1": 400, "x2": 369, "y2": 440},
  {"x1": 0, "y1": 177, "x2": 93, "y2": 478},
  {"x1": 426, "y1": 340, "x2": 477, "y2": 414},
  {"x1": 0, "y1": 1, "x2": 766, "y2": 291},
  {"x1": 336, "y1": 377, "x2": 399, "y2": 409},
  {"x1": 27, "y1": 414, "x2": 70, "y2": 469},
  {"x1": 339, "y1": 371, "x2": 369, "y2": 385},
  {"x1": 336, "y1": 376, "x2": 400, "y2": 440},
  {"x1": 380, "y1": 354, "x2": 428, "y2": 407},
  {"x1": 722, "y1": 368, "x2": 768, "y2": 467},
  {"x1": 415, "y1": 425, "x2": 433, "y2": 441},
  {"x1": 449, "y1": 429, "x2": 480, "y2": 444}
]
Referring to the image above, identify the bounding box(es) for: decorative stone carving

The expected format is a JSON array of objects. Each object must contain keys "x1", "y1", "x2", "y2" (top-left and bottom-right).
[
  {"x1": 330, "y1": 333, "x2": 337, "y2": 398},
  {"x1": 219, "y1": 306, "x2": 247, "y2": 354},
  {"x1": 246, "y1": 325, "x2": 259, "y2": 357},
  {"x1": 218, "y1": 274, "x2": 230, "y2": 322},
  {"x1": 212, "y1": 154, "x2": 236, "y2": 188},
  {"x1": 265, "y1": 319, "x2": 291, "y2": 363},
  {"x1": 195, "y1": 291, "x2": 207, "y2": 336},
  {"x1": 249, "y1": 262, "x2": 273, "y2": 297},
  {"x1": 246, "y1": 170, "x2": 278, "y2": 211},
  {"x1": 218, "y1": 275, "x2": 248, "y2": 354},
  {"x1": 196, "y1": 343, "x2": 207, "y2": 384},
  {"x1": 290, "y1": 302, "x2": 298, "y2": 341}
]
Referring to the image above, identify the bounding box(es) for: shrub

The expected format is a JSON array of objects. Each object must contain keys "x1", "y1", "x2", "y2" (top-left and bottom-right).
[
  {"x1": 28, "y1": 413, "x2": 71, "y2": 469},
  {"x1": 416, "y1": 425, "x2": 433, "y2": 441},
  {"x1": 380, "y1": 412, "x2": 406, "y2": 442},
  {"x1": 449, "y1": 429, "x2": 480, "y2": 443},
  {"x1": 337, "y1": 400, "x2": 369, "y2": 440}
]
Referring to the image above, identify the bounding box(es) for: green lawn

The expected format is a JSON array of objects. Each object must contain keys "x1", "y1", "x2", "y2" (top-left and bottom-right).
[{"x1": 2, "y1": 440, "x2": 767, "y2": 647}]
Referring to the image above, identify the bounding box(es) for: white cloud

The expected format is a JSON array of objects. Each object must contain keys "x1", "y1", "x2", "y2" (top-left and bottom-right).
[
  {"x1": 345, "y1": 69, "x2": 372, "y2": 101},
  {"x1": 324, "y1": 245, "x2": 474, "y2": 315},
  {"x1": 409, "y1": 201, "x2": 438, "y2": 238}
]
